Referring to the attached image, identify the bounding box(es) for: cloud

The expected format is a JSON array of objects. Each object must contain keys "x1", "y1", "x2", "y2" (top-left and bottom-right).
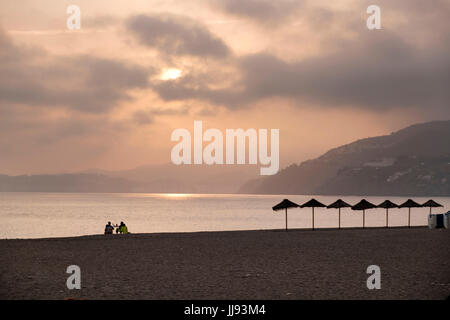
[
  {"x1": 146, "y1": 5, "x2": 450, "y2": 114},
  {"x1": 126, "y1": 14, "x2": 231, "y2": 58},
  {"x1": 236, "y1": 33, "x2": 450, "y2": 110},
  {"x1": 0, "y1": 25, "x2": 156, "y2": 172},
  {"x1": 210, "y1": 0, "x2": 304, "y2": 26},
  {"x1": 132, "y1": 105, "x2": 190, "y2": 125},
  {"x1": 0, "y1": 28, "x2": 150, "y2": 113},
  {"x1": 150, "y1": 34, "x2": 450, "y2": 112},
  {"x1": 82, "y1": 15, "x2": 121, "y2": 29}
]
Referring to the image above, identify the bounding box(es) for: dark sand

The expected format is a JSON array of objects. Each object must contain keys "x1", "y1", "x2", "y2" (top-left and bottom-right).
[{"x1": 0, "y1": 227, "x2": 449, "y2": 300}]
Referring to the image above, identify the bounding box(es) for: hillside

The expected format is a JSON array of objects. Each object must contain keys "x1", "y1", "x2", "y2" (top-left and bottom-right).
[
  {"x1": 239, "y1": 120, "x2": 450, "y2": 196},
  {"x1": 1, "y1": 121, "x2": 448, "y2": 196},
  {"x1": 0, "y1": 165, "x2": 259, "y2": 194},
  {"x1": 0, "y1": 173, "x2": 136, "y2": 193}
]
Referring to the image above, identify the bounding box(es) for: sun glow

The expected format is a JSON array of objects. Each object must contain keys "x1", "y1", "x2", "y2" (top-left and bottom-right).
[
  {"x1": 160, "y1": 68, "x2": 182, "y2": 80},
  {"x1": 162, "y1": 193, "x2": 192, "y2": 199}
]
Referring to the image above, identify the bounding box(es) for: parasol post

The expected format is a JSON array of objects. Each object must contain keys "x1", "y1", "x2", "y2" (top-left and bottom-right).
[
  {"x1": 408, "y1": 208, "x2": 411, "y2": 228},
  {"x1": 363, "y1": 209, "x2": 365, "y2": 229},
  {"x1": 312, "y1": 207, "x2": 315, "y2": 230},
  {"x1": 285, "y1": 208, "x2": 288, "y2": 232},
  {"x1": 386, "y1": 208, "x2": 388, "y2": 228},
  {"x1": 339, "y1": 208, "x2": 341, "y2": 229}
]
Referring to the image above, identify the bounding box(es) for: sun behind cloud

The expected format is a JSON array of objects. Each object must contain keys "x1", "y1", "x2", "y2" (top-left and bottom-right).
[{"x1": 160, "y1": 68, "x2": 182, "y2": 80}]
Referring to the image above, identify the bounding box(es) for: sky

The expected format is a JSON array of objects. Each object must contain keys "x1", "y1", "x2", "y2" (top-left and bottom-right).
[{"x1": 1, "y1": 0, "x2": 449, "y2": 175}]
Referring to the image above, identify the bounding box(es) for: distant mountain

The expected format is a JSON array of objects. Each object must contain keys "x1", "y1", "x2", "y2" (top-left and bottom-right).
[
  {"x1": 0, "y1": 164, "x2": 259, "y2": 193},
  {"x1": 239, "y1": 120, "x2": 450, "y2": 196},
  {"x1": 1, "y1": 121, "x2": 448, "y2": 195},
  {"x1": 84, "y1": 163, "x2": 259, "y2": 194},
  {"x1": 0, "y1": 173, "x2": 136, "y2": 193}
]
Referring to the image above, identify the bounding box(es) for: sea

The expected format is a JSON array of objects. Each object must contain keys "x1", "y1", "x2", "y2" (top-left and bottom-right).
[{"x1": 1, "y1": 192, "x2": 448, "y2": 239}]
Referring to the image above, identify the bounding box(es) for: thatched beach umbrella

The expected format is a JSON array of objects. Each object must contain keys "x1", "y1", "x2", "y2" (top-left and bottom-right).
[
  {"x1": 377, "y1": 200, "x2": 398, "y2": 228},
  {"x1": 352, "y1": 199, "x2": 376, "y2": 229},
  {"x1": 272, "y1": 199, "x2": 300, "y2": 231},
  {"x1": 327, "y1": 199, "x2": 352, "y2": 229},
  {"x1": 399, "y1": 199, "x2": 422, "y2": 228},
  {"x1": 300, "y1": 198, "x2": 326, "y2": 230},
  {"x1": 422, "y1": 199, "x2": 443, "y2": 215}
]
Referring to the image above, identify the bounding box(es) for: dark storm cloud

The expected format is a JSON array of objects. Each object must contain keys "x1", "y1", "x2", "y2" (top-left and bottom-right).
[
  {"x1": 0, "y1": 29, "x2": 150, "y2": 113},
  {"x1": 126, "y1": 14, "x2": 231, "y2": 58}
]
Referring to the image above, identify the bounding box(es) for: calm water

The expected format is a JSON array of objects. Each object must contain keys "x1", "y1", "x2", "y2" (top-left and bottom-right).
[{"x1": 0, "y1": 192, "x2": 448, "y2": 239}]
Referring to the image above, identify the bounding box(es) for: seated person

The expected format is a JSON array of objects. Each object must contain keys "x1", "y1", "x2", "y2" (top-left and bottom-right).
[
  {"x1": 104, "y1": 222, "x2": 114, "y2": 235},
  {"x1": 118, "y1": 221, "x2": 129, "y2": 234}
]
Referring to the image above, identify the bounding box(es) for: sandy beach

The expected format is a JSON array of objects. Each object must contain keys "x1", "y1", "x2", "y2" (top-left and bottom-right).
[{"x1": 0, "y1": 227, "x2": 448, "y2": 300}]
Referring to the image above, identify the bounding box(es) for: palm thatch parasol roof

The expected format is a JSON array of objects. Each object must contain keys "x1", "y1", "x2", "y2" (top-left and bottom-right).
[
  {"x1": 272, "y1": 199, "x2": 300, "y2": 211},
  {"x1": 399, "y1": 199, "x2": 422, "y2": 208},
  {"x1": 327, "y1": 199, "x2": 352, "y2": 209},
  {"x1": 377, "y1": 200, "x2": 398, "y2": 209},
  {"x1": 300, "y1": 198, "x2": 326, "y2": 208},
  {"x1": 352, "y1": 199, "x2": 377, "y2": 211}
]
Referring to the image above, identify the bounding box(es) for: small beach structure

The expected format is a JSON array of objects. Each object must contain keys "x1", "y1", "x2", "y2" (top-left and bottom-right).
[
  {"x1": 327, "y1": 199, "x2": 352, "y2": 229},
  {"x1": 421, "y1": 199, "x2": 443, "y2": 215},
  {"x1": 399, "y1": 199, "x2": 422, "y2": 228},
  {"x1": 300, "y1": 198, "x2": 326, "y2": 230},
  {"x1": 377, "y1": 200, "x2": 399, "y2": 228},
  {"x1": 352, "y1": 199, "x2": 376, "y2": 229},
  {"x1": 272, "y1": 199, "x2": 300, "y2": 231}
]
